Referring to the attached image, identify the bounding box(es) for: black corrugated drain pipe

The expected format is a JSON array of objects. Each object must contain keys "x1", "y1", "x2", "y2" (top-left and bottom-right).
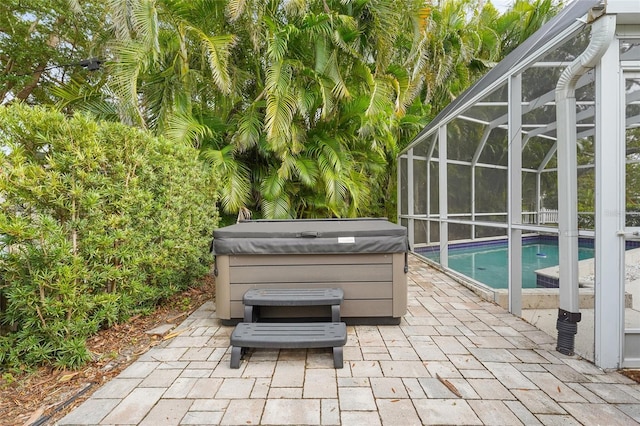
[{"x1": 556, "y1": 309, "x2": 582, "y2": 356}]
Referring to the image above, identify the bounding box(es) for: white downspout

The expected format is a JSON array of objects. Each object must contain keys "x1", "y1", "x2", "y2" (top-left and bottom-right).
[{"x1": 555, "y1": 7, "x2": 616, "y2": 355}]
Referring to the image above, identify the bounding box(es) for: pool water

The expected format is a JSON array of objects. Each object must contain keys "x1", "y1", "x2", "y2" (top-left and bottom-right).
[{"x1": 423, "y1": 242, "x2": 595, "y2": 289}]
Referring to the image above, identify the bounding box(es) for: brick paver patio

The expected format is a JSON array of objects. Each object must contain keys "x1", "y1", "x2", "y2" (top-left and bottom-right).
[{"x1": 59, "y1": 255, "x2": 640, "y2": 425}]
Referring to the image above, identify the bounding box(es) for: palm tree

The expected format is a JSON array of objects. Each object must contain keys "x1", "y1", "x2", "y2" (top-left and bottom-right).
[
  {"x1": 50, "y1": 0, "x2": 560, "y2": 221},
  {"x1": 201, "y1": 0, "x2": 429, "y2": 218}
]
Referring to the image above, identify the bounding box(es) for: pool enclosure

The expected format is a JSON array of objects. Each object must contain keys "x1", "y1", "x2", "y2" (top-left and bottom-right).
[{"x1": 398, "y1": 0, "x2": 640, "y2": 369}]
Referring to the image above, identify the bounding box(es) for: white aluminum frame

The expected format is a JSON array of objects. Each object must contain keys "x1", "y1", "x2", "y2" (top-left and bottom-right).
[{"x1": 397, "y1": 5, "x2": 640, "y2": 368}]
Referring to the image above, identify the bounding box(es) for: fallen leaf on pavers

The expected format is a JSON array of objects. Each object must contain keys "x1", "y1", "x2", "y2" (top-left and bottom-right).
[
  {"x1": 162, "y1": 328, "x2": 192, "y2": 340},
  {"x1": 23, "y1": 405, "x2": 45, "y2": 426},
  {"x1": 167, "y1": 311, "x2": 189, "y2": 323},
  {"x1": 58, "y1": 372, "x2": 79, "y2": 383},
  {"x1": 557, "y1": 386, "x2": 561, "y2": 393},
  {"x1": 436, "y1": 373, "x2": 462, "y2": 398}
]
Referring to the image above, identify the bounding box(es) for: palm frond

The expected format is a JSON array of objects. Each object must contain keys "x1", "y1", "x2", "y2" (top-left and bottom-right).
[
  {"x1": 262, "y1": 195, "x2": 293, "y2": 219},
  {"x1": 314, "y1": 39, "x2": 330, "y2": 74},
  {"x1": 277, "y1": 152, "x2": 297, "y2": 180},
  {"x1": 290, "y1": 122, "x2": 305, "y2": 155},
  {"x1": 261, "y1": 169, "x2": 285, "y2": 199},
  {"x1": 107, "y1": 0, "x2": 133, "y2": 40},
  {"x1": 386, "y1": 65, "x2": 410, "y2": 115},
  {"x1": 326, "y1": 51, "x2": 350, "y2": 101},
  {"x1": 233, "y1": 107, "x2": 263, "y2": 152},
  {"x1": 268, "y1": 32, "x2": 289, "y2": 62},
  {"x1": 331, "y1": 15, "x2": 362, "y2": 60},
  {"x1": 131, "y1": 0, "x2": 160, "y2": 57},
  {"x1": 264, "y1": 89, "x2": 297, "y2": 152},
  {"x1": 301, "y1": 12, "x2": 332, "y2": 38},
  {"x1": 318, "y1": 77, "x2": 336, "y2": 119},
  {"x1": 189, "y1": 29, "x2": 237, "y2": 95},
  {"x1": 264, "y1": 63, "x2": 297, "y2": 151},
  {"x1": 365, "y1": 77, "x2": 394, "y2": 117},
  {"x1": 66, "y1": 0, "x2": 83, "y2": 14},
  {"x1": 226, "y1": 0, "x2": 246, "y2": 22},
  {"x1": 343, "y1": 168, "x2": 371, "y2": 217},
  {"x1": 164, "y1": 112, "x2": 212, "y2": 146},
  {"x1": 283, "y1": 0, "x2": 308, "y2": 17},
  {"x1": 294, "y1": 156, "x2": 319, "y2": 187},
  {"x1": 265, "y1": 60, "x2": 292, "y2": 94},
  {"x1": 321, "y1": 167, "x2": 348, "y2": 214},
  {"x1": 200, "y1": 146, "x2": 251, "y2": 213},
  {"x1": 297, "y1": 89, "x2": 316, "y2": 117},
  {"x1": 109, "y1": 40, "x2": 149, "y2": 126}
]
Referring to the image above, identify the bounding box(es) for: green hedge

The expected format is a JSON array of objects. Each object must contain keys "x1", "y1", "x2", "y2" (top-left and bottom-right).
[{"x1": 0, "y1": 105, "x2": 218, "y2": 369}]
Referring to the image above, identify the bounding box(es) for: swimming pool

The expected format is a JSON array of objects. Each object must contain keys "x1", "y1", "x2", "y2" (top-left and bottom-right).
[{"x1": 418, "y1": 240, "x2": 595, "y2": 289}]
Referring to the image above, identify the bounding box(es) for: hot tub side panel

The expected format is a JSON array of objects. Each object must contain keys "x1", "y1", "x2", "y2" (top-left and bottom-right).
[
  {"x1": 214, "y1": 255, "x2": 230, "y2": 319},
  {"x1": 392, "y1": 252, "x2": 407, "y2": 317},
  {"x1": 214, "y1": 252, "x2": 406, "y2": 322}
]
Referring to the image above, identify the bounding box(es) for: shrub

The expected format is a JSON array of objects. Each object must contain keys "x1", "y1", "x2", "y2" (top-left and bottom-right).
[{"x1": 0, "y1": 105, "x2": 218, "y2": 369}]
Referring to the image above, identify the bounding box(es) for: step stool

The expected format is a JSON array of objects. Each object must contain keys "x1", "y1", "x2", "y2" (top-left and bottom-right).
[{"x1": 229, "y1": 288, "x2": 347, "y2": 368}]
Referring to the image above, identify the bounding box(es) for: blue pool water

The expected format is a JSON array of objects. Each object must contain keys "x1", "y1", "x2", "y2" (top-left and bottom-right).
[{"x1": 421, "y1": 242, "x2": 595, "y2": 289}]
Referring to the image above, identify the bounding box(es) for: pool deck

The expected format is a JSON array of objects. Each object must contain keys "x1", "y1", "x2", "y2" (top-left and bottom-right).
[{"x1": 58, "y1": 254, "x2": 640, "y2": 425}]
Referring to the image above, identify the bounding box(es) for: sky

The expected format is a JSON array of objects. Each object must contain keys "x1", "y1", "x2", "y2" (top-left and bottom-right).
[{"x1": 492, "y1": 0, "x2": 514, "y2": 11}]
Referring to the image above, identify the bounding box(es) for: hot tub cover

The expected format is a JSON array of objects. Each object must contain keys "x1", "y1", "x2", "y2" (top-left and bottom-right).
[{"x1": 212, "y1": 218, "x2": 408, "y2": 255}]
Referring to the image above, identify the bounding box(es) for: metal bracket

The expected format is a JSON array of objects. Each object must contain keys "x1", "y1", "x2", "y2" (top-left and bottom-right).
[
  {"x1": 616, "y1": 230, "x2": 640, "y2": 239},
  {"x1": 558, "y1": 308, "x2": 582, "y2": 323}
]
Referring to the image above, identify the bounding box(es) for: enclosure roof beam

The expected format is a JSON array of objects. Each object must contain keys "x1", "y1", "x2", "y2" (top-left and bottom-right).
[
  {"x1": 526, "y1": 106, "x2": 595, "y2": 141},
  {"x1": 471, "y1": 126, "x2": 493, "y2": 166},
  {"x1": 489, "y1": 72, "x2": 594, "y2": 130},
  {"x1": 572, "y1": 112, "x2": 640, "y2": 142},
  {"x1": 427, "y1": 134, "x2": 438, "y2": 162},
  {"x1": 401, "y1": 4, "x2": 593, "y2": 155},
  {"x1": 536, "y1": 125, "x2": 595, "y2": 172},
  {"x1": 538, "y1": 142, "x2": 558, "y2": 173},
  {"x1": 474, "y1": 100, "x2": 595, "y2": 106},
  {"x1": 457, "y1": 115, "x2": 490, "y2": 125}
]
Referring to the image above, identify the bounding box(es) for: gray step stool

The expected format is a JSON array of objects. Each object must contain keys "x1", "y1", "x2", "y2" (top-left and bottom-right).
[
  {"x1": 230, "y1": 322, "x2": 347, "y2": 368},
  {"x1": 242, "y1": 287, "x2": 344, "y2": 322},
  {"x1": 230, "y1": 288, "x2": 347, "y2": 369}
]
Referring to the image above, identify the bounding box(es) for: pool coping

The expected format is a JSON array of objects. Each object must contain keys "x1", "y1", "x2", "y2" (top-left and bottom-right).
[{"x1": 414, "y1": 253, "x2": 633, "y2": 310}]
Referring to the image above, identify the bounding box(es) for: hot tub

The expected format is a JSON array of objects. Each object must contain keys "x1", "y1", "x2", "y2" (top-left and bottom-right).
[{"x1": 211, "y1": 218, "x2": 408, "y2": 324}]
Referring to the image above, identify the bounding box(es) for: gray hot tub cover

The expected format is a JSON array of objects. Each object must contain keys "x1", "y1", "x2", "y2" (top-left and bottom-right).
[{"x1": 212, "y1": 218, "x2": 408, "y2": 255}]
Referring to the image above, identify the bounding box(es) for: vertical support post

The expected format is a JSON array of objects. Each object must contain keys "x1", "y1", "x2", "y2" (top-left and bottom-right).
[
  {"x1": 427, "y1": 153, "x2": 431, "y2": 244},
  {"x1": 536, "y1": 172, "x2": 542, "y2": 225},
  {"x1": 508, "y1": 74, "x2": 523, "y2": 316},
  {"x1": 428, "y1": 135, "x2": 438, "y2": 245},
  {"x1": 397, "y1": 156, "x2": 402, "y2": 224},
  {"x1": 408, "y1": 148, "x2": 415, "y2": 249},
  {"x1": 594, "y1": 39, "x2": 624, "y2": 369},
  {"x1": 439, "y1": 125, "x2": 449, "y2": 267},
  {"x1": 471, "y1": 167, "x2": 476, "y2": 240}
]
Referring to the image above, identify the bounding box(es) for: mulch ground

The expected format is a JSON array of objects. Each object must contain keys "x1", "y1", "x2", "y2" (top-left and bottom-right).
[
  {"x1": 0, "y1": 276, "x2": 215, "y2": 426},
  {"x1": 621, "y1": 369, "x2": 640, "y2": 383}
]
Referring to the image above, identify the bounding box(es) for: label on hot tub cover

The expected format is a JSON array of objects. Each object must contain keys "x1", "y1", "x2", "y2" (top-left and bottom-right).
[{"x1": 338, "y1": 236, "x2": 355, "y2": 244}]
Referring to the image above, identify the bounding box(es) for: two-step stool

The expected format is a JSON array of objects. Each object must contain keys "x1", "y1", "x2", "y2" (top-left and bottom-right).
[{"x1": 229, "y1": 288, "x2": 347, "y2": 369}]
